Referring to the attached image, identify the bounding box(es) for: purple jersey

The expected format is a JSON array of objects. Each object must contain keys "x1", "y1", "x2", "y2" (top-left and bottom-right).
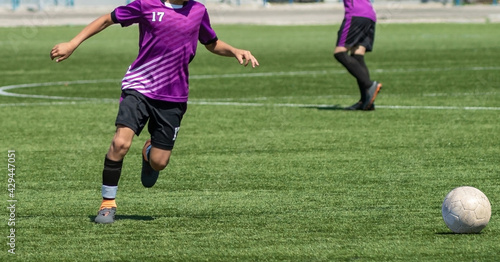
[
  {"x1": 112, "y1": 0, "x2": 217, "y2": 102},
  {"x1": 343, "y1": 0, "x2": 377, "y2": 22}
]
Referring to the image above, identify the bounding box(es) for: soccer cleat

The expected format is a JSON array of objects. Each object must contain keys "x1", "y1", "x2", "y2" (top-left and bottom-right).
[
  {"x1": 344, "y1": 100, "x2": 375, "y2": 111},
  {"x1": 141, "y1": 139, "x2": 159, "y2": 188},
  {"x1": 361, "y1": 81, "x2": 382, "y2": 110},
  {"x1": 94, "y1": 207, "x2": 116, "y2": 224}
]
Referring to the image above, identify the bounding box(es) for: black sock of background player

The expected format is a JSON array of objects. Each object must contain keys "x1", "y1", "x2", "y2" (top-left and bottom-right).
[{"x1": 334, "y1": 52, "x2": 372, "y2": 101}]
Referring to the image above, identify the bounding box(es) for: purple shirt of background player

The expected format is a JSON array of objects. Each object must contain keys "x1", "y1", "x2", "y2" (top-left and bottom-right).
[{"x1": 343, "y1": 0, "x2": 377, "y2": 22}]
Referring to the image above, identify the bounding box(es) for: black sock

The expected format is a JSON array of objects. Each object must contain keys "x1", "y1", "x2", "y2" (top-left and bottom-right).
[
  {"x1": 351, "y1": 54, "x2": 372, "y2": 88},
  {"x1": 334, "y1": 52, "x2": 372, "y2": 100},
  {"x1": 102, "y1": 156, "x2": 123, "y2": 199}
]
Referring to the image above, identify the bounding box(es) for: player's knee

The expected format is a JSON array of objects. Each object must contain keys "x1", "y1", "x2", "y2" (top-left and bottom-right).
[
  {"x1": 148, "y1": 148, "x2": 172, "y2": 171},
  {"x1": 111, "y1": 137, "x2": 132, "y2": 155},
  {"x1": 333, "y1": 51, "x2": 346, "y2": 62},
  {"x1": 150, "y1": 158, "x2": 169, "y2": 171}
]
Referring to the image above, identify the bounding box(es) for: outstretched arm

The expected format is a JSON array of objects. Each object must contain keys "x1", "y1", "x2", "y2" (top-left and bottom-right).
[
  {"x1": 205, "y1": 40, "x2": 259, "y2": 68},
  {"x1": 50, "y1": 13, "x2": 115, "y2": 63}
]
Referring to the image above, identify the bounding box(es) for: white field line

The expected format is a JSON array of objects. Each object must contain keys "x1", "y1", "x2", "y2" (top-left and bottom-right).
[
  {"x1": 373, "y1": 105, "x2": 500, "y2": 111},
  {"x1": 0, "y1": 79, "x2": 118, "y2": 100},
  {"x1": 1, "y1": 67, "x2": 499, "y2": 110},
  {"x1": 188, "y1": 101, "x2": 500, "y2": 111},
  {"x1": 2, "y1": 100, "x2": 499, "y2": 111},
  {"x1": 0, "y1": 100, "x2": 117, "y2": 107}
]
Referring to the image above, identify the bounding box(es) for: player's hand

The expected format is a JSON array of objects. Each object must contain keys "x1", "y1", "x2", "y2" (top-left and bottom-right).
[
  {"x1": 50, "y1": 42, "x2": 76, "y2": 63},
  {"x1": 234, "y1": 49, "x2": 259, "y2": 68}
]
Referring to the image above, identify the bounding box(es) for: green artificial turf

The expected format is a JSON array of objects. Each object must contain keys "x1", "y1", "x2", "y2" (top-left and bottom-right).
[{"x1": 0, "y1": 22, "x2": 499, "y2": 261}]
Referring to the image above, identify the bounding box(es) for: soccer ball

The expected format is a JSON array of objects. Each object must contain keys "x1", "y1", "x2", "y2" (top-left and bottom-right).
[{"x1": 441, "y1": 186, "x2": 491, "y2": 233}]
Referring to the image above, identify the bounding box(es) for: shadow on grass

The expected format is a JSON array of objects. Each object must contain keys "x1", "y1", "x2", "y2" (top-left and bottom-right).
[
  {"x1": 435, "y1": 231, "x2": 483, "y2": 235},
  {"x1": 311, "y1": 105, "x2": 376, "y2": 111},
  {"x1": 316, "y1": 105, "x2": 345, "y2": 110},
  {"x1": 116, "y1": 215, "x2": 155, "y2": 221},
  {"x1": 299, "y1": 104, "x2": 345, "y2": 110},
  {"x1": 88, "y1": 214, "x2": 155, "y2": 223},
  {"x1": 435, "y1": 232, "x2": 458, "y2": 235}
]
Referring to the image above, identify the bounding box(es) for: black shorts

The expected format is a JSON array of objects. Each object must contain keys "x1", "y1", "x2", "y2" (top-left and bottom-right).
[
  {"x1": 336, "y1": 16, "x2": 376, "y2": 52},
  {"x1": 115, "y1": 90, "x2": 187, "y2": 150}
]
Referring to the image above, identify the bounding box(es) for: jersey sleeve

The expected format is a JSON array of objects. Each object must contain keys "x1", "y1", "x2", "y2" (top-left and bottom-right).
[
  {"x1": 112, "y1": 0, "x2": 142, "y2": 27},
  {"x1": 199, "y1": 9, "x2": 218, "y2": 45}
]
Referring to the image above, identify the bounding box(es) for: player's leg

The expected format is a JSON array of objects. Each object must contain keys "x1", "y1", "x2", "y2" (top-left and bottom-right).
[
  {"x1": 334, "y1": 17, "x2": 379, "y2": 110},
  {"x1": 95, "y1": 90, "x2": 149, "y2": 224},
  {"x1": 352, "y1": 19, "x2": 381, "y2": 110},
  {"x1": 141, "y1": 139, "x2": 171, "y2": 187},
  {"x1": 346, "y1": 45, "x2": 372, "y2": 109},
  {"x1": 108, "y1": 125, "x2": 136, "y2": 161},
  {"x1": 350, "y1": 45, "x2": 369, "y2": 86},
  {"x1": 141, "y1": 100, "x2": 186, "y2": 188},
  {"x1": 351, "y1": 44, "x2": 382, "y2": 110},
  {"x1": 334, "y1": 18, "x2": 371, "y2": 90},
  {"x1": 95, "y1": 125, "x2": 135, "y2": 224},
  {"x1": 334, "y1": 46, "x2": 373, "y2": 110},
  {"x1": 334, "y1": 45, "x2": 371, "y2": 89},
  {"x1": 149, "y1": 146, "x2": 172, "y2": 171},
  {"x1": 334, "y1": 46, "x2": 368, "y2": 84}
]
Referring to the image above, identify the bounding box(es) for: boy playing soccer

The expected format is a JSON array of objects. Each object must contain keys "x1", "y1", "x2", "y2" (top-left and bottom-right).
[
  {"x1": 50, "y1": 0, "x2": 259, "y2": 224},
  {"x1": 334, "y1": 0, "x2": 382, "y2": 110}
]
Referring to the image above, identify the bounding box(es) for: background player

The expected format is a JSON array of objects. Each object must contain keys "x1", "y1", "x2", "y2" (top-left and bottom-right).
[
  {"x1": 334, "y1": 0, "x2": 382, "y2": 111},
  {"x1": 50, "y1": 0, "x2": 259, "y2": 224}
]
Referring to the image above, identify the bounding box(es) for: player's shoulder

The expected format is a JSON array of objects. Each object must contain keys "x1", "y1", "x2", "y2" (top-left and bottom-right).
[
  {"x1": 186, "y1": 0, "x2": 207, "y2": 9},
  {"x1": 129, "y1": 0, "x2": 208, "y2": 11}
]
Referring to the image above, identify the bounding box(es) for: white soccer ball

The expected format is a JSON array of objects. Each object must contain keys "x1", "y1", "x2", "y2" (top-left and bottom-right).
[{"x1": 441, "y1": 186, "x2": 491, "y2": 233}]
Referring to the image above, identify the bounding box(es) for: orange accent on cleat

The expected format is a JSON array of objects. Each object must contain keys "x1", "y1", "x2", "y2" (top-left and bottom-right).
[
  {"x1": 362, "y1": 81, "x2": 382, "y2": 110},
  {"x1": 368, "y1": 82, "x2": 382, "y2": 107}
]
